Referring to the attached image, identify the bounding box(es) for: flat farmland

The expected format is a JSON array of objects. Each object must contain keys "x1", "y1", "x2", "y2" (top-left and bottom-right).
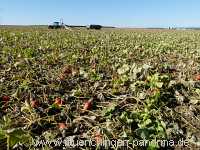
[{"x1": 0, "y1": 28, "x2": 200, "y2": 150}]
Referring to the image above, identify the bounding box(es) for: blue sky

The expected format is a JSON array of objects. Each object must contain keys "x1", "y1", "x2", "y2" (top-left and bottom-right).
[{"x1": 0, "y1": 0, "x2": 200, "y2": 27}]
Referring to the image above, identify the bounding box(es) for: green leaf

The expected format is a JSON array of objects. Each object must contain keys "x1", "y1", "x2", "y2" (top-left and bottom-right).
[
  {"x1": 136, "y1": 128, "x2": 150, "y2": 139},
  {"x1": 155, "y1": 82, "x2": 163, "y2": 88},
  {"x1": 0, "y1": 129, "x2": 5, "y2": 140},
  {"x1": 126, "y1": 118, "x2": 134, "y2": 125},
  {"x1": 103, "y1": 104, "x2": 117, "y2": 117},
  {"x1": 143, "y1": 119, "x2": 152, "y2": 127},
  {"x1": 147, "y1": 142, "x2": 159, "y2": 150},
  {"x1": 6, "y1": 128, "x2": 31, "y2": 148},
  {"x1": 121, "y1": 131, "x2": 128, "y2": 138},
  {"x1": 51, "y1": 103, "x2": 60, "y2": 109},
  {"x1": 119, "y1": 112, "x2": 128, "y2": 121}
]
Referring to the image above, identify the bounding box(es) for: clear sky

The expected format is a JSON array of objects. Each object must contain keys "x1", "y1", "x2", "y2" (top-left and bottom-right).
[{"x1": 0, "y1": 0, "x2": 200, "y2": 27}]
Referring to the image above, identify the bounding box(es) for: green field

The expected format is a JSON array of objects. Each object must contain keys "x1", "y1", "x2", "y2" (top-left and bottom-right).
[{"x1": 0, "y1": 28, "x2": 200, "y2": 150}]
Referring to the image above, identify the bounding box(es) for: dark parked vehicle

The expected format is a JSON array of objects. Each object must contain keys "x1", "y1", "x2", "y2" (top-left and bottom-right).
[{"x1": 87, "y1": 24, "x2": 102, "y2": 30}]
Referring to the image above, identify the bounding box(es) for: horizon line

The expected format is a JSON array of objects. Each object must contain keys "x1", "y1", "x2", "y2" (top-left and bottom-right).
[{"x1": 1, "y1": 24, "x2": 200, "y2": 29}]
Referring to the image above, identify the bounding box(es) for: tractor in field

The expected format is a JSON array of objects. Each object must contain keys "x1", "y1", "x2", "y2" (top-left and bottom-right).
[
  {"x1": 48, "y1": 20, "x2": 103, "y2": 30},
  {"x1": 48, "y1": 21, "x2": 65, "y2": 29}
]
